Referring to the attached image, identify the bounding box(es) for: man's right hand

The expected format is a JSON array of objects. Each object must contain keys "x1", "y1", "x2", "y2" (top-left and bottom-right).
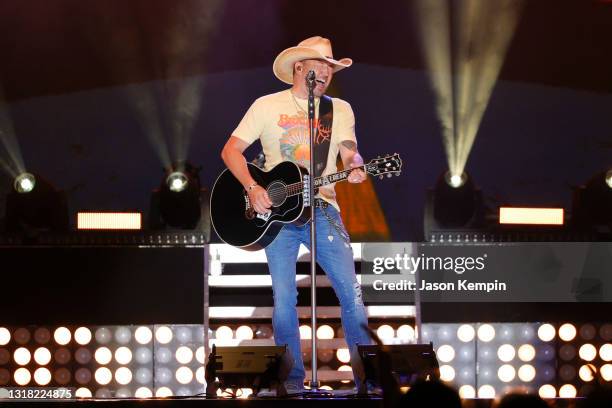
[{"x1": 248, "y1": 185, "x2": 273, "y2": 215}]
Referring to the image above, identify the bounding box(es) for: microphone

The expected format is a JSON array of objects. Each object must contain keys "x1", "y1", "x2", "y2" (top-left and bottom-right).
[{"x1": 306, "y1": 70, "x2": 316, "y2": 88}]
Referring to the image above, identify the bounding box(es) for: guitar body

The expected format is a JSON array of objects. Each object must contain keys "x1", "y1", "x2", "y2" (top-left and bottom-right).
[{"x1": 210, "y1": 161, "x2": 308, "y2": 251}]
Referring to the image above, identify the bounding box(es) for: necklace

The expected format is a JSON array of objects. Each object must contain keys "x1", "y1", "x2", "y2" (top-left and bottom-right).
[{"x1": 290, "y1": 91, "x2": 318, "y2": 117}]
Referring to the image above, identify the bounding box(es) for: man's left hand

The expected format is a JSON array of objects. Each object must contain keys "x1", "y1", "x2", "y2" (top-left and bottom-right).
[{"x1": 348, "y1": 162, "x2": 367, "y2": 183}]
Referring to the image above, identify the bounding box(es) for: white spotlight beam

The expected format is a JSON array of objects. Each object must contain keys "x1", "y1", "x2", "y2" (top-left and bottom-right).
[{"x1": 415, "y1": 0, "x2": 523, "y2": 177}]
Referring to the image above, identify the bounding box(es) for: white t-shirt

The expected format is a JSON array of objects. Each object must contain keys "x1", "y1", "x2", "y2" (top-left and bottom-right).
[{"x1": 232, "y1": 89, "x2": 357, "y2": 210}]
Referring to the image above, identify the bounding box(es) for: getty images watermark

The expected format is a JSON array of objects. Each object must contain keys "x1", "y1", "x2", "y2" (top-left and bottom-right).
[
  {"x1": 360, "y1": 243, "x2": 612, "y2": 303},
  {"x1": 370, "y1": 251, "x2": 507, "y2": 293}
]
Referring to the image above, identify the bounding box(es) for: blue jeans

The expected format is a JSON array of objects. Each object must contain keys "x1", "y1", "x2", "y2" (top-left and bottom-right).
[{"x1": 264, "y1": 205, "x2": 371, "y2": 383}]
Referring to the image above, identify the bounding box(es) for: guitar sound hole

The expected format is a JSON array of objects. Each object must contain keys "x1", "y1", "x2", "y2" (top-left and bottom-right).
[{"x1": 267, "y1": 181, "x2": 288, "y2": 207}]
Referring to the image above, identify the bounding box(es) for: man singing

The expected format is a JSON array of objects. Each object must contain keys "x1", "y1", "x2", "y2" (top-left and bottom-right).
[{"x1": 221, "y1": 36, "x2": 371, "y2": 394}]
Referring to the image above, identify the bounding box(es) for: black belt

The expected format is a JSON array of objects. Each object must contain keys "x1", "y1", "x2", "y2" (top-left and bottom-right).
[{"x1": 314, "y1": 198, "x2": 330, "y2": 208}]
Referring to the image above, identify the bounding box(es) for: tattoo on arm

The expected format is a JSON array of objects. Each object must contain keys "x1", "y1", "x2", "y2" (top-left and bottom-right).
[{"x1": 340, "y1": 140, "x2": 357, "y2": 152}]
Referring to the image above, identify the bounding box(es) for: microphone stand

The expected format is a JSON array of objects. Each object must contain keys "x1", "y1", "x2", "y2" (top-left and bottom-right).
[{"x1": 306, "y1": 70, "x2": 321, "y2": 393}]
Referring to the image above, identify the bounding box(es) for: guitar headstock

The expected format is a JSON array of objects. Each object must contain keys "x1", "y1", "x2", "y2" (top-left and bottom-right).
[{"x1": 365, "y1": 153, "x2": 402, "y2": 179}]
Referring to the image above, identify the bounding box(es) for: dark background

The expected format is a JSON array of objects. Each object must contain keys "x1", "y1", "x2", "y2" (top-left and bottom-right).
[{"x1": 0, "y1": 0, "x2": 610, "y2": 241}]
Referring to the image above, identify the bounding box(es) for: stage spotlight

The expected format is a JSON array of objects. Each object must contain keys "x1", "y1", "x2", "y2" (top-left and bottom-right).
[
  {"x1": 559, "y1": 384, "x2": 577, "y2": 398},
  {"x1": 317, "y1": 325, "x2": 335, "y2": 340},
  {"x1": 149, "y1": 161, "x2": 211, "y2": 236},
  {"x1": 539, "y1": 384, "x2": 556, "y2": 398},
  {"x1": 579, "y1": 344, "x2": 597, "y2": 361},
  {"x1": 135, "y1": 387, "x2": 153, "y2": 398},
  {"x1": 446, "y1": 172, "x2": 466, "y2": 189},
  {"x1": 14, "y1": 172, "x2": 36, "y2": 193},
  {"x1": 572, "y1": 169, "x2": 612, "y2": 232},
  {"x1": 5, "y1": 172, "x2": 68, "y2": 233},
  {"x1": 425, "y1": 171, "x2": 485, "y2": 237},
  {"x1": 299, "y1": 325, "x2": 312, "y2": 340},
  {"x1": 0, "y1": 327, "x2": 10, "y2": 345}
]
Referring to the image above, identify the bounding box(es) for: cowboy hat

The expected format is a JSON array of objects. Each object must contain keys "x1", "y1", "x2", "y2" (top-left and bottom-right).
[{"x1": 272, "y1": 36, "x2": 353, "y2": 85}]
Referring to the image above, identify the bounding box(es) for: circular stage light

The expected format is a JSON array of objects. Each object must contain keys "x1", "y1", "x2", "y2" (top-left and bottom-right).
[
  {"x1": 95, "y1": 328, "x2": 112, "y2": 344},
  {"x1": 94, "y1": 347, "x2": 112, "y2": 365},
  {"x1": 518, "y1": 364, "x2": 536, "y2": 382},
  {"x1": 579, "y1": 324, "x2": 596, "y2": 341},
  {"x1": 14, "y1": 347, "x2": 31, "y2": 365},
  {"x1": 167, "y1": 172, "x2": 189, "y2": 192},
  {"x1": 579, "y1": 344, "x2": 597, "y2": 361},
  {"x1": 477, "y1": 324, "x2": 495, "y2": 342},
  {"x1": 458, "y1": 385, "x2": 475, "y2": 398},
  {"x1": 559, "y1": 324, "x2": 577, "y2": 342},
  {"x1": 176, "y1": 327, "x2": 193, "y2": 344},
  {"x1": 215, "y1": 326, "x2": 233, "y2": 342},
  {"x1": 559, "y1": 384, "x2": 577, "y2": 398},
  {"x1": 74, "y1": 327, "x2": 92, "y2": 345},
  {"x1": 477, "y1": 385, "x2": 496, "y2": 399},
  {"x1": 156, "y1": 347, "x2": 172, "y2": 364},
  {"x1": 34, "y1": 328, "x2": 51, "y2": 344},
  {"x1": 34, "y1": 347, "x2": 52, "y2": 365},
  {"x1": 397, "y1": 325, "x2": 415, "y2": 342},
  {"x1": 236, "y1": 326, "x2": 254, "y2": 340},
  {"x1": 14, "y1": 368, "x2": 31, "y2": 386},
  {"x1": 54, "y1": 327, "x2": 71, "y2": 345},
  {"x1": 196, "y1": 367, "x2": 206, "y2": 384},
  {"x1": 317, "y1": 325, "x2": 335, "y2": 340},
  {"x1": 518, "y1": 344, "x2": 535, "y2": 362},
  {"x1": 299, "y1": 325, "x2": 312, "y2": 340},
  {"x1": 437, "y1": 345, "x2": 455, "y2": 363},
  {"x1": 538, "y1": 324, "x2": 556, "y2": 342},
  {"x1": 95, "y1": 368, "x2": 112, "y2": 385},
  {"x1": 439, "y1": 365, "x2": 455, "y2": 382},
  {"x1": 497, "y1": 344, "x2": 516, "y2": 362},
  {"x1": 457, "y1": 325, "x2": 475, "y2": 342},
  {"x1": 579, "y1": 364, "x2": 596, "y2": 382},
  {"x1": 14, "y1": 173, "x2": 36, "y2": 193},
  {"x1": 155, "y1": 326, "x2": 173, "y2": 344},
  {"x1": 114, "y1": 347, "x2": 133, "y2": 365},
  {"x1": 156, "y1": 387, "x2": 173, "y2": 398},
  {"x1": 176, "y1": 367, "x2": 194, "y2": 384},
  {"x1": 336, "y1": 348, "x2": 351, "y2": 363},
  {"x1": 599, "y1": 343, "x2": 612, "y2": 361},
  {"x1": 135, "y1": 327, "x2": 153, "y2": 344},
  {"x1": 446, "y1": 172, "x2": 467, "y2": 188},
  {"x1": 176, "y1": 346, "x2": 194, "y2": 364},
  {"x1": 376, "y1": 325, "x2": 394, "y2": 341},
  {"x1": 498, "y1": 364, "x2": 515, "y2": 382},
  {"x1": 34, "y1": 368, "x2": 52, "y2": 385},
  {"x1": 115, "y1": 367, "x2": 133, "y2": 385},
  {"x1": 135, "y1": 347, "x2": 152, "y2": 364},
  {"x1": 538, "y1": 384, "x2": 556, "y2": 399},
  {"x1": 135, "y1": 368, "x2": 152, "y2": 385},
  {"x1": 0, "y1": 328, "x2": 10, "y2": 345},
  {"x1": 135, "y1": 387, "x2": 153, "y2": 398},
  {"x1": 114, "y1": 327, "x2": 132, "y2": 345},
  {"x1": 606, "y1": 169, "x2": 612, "y2": 189},
  {"x1": 75, "y1": 388, "x2": 92, "y2": 398},
  {"x1": 601, "y1": 364, "x2": 612, "y2": 381},
  {"x1": 196, "y1": 346, "x2": 205, "y2": 364}
]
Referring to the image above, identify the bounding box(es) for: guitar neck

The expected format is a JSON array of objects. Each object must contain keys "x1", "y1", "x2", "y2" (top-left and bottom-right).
[
  {"x1": 286, "y1": 166, "x2": 365, "y2": 197},
  {"x1": 315, "y1": 166, "x2": 364, "y2": 188}
]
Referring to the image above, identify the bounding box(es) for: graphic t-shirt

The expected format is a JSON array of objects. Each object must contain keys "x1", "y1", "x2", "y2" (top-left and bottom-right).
[{"x1": 232, "y1": 89, "x2": 357, "y2": 210}]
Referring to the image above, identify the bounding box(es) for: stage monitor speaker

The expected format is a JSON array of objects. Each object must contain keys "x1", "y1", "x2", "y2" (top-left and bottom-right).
[
  {"x1": 205, "y1": 345, "x2": 293, "y2": 397},
  {"x1": 357, "y1": 343, "x2": 439, "y2": 392}
]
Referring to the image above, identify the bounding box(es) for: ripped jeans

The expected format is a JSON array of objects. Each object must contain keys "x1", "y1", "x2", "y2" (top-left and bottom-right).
[{"x1": 264, "y1": 204, "x2": 371, "y2": 383}]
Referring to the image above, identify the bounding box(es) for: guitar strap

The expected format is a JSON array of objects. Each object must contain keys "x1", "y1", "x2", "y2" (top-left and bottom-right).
[{"x1": 313, "y1": 95, "x2": 333, "y2": 177}]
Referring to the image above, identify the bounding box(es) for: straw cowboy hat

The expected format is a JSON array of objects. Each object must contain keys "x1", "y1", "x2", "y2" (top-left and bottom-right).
[{"x1": 272, "y1": 36, "x2": 353, "y2": 84}]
